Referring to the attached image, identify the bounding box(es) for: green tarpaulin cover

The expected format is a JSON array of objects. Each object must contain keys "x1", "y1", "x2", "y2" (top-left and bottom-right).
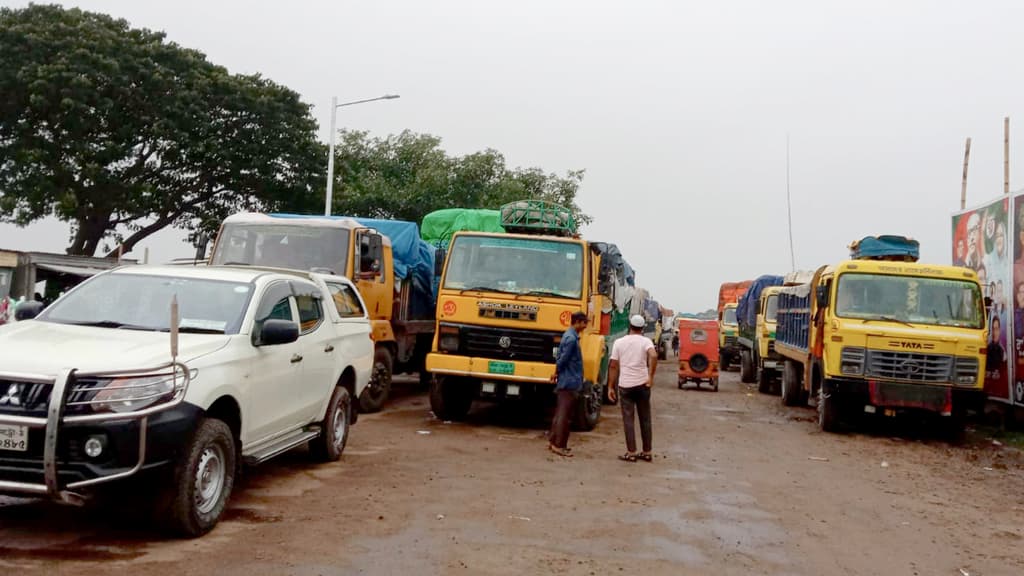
[{"x1": 421, "y1": 209, "x2": 505, "y2": 247}]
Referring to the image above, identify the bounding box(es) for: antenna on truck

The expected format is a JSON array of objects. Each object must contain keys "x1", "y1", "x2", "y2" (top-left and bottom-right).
[{"x1": 786, "y1": 133, "x2": 796, "y2": 272}]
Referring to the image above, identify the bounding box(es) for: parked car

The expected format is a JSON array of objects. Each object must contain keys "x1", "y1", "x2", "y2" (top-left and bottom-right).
[{"x1": 0, "y1": 265, "x2": 372, "y2": 536}]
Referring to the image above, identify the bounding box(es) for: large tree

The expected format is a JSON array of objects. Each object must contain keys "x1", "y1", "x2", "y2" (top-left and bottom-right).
[
  {"x1": 0, "y1": 5, "x2": 323, "y2": 256},
  {"x1": 329, "y1": 129, "x2": 590, "y2": 226}
]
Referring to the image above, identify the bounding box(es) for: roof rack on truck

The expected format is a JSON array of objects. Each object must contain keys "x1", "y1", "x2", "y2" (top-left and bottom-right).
[
  {"x1": 848, "y1": 235, "x2": 920, "y2": 262},
  {"x1": 499, "y1": 200, "x2": 576, "y2": 236}
]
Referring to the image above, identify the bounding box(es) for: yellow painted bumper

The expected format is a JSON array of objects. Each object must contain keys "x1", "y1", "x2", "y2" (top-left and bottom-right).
[{"x1": 426, "y1": 353, "x2": 556, "y2": 383}]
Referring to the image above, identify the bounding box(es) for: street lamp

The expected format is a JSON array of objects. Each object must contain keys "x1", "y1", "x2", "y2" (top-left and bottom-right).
[{"x1": 325, "y1": 94, "x2": 400, "y2": 216}]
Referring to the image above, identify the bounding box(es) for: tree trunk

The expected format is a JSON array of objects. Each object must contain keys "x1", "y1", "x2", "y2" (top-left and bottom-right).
[
  {"x1": 104, "y1": 214, "x2": 176, "y2": 258},
  {"x1": 67, "y1": 212, "x2": 111, "y2": 256}
]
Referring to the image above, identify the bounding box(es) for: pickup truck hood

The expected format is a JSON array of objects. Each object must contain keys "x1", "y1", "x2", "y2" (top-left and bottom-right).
[{"x1": 0, "y1": 321, "x2": 231, "y2": 377}]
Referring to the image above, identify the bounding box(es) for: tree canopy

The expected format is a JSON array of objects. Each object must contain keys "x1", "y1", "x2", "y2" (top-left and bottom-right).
[
  {"x1": 0, "y1": 5, "x2": 323, "y2": 256},
  {"x1": 328, "y1": 130, "x2": 590, "y2": 226}
]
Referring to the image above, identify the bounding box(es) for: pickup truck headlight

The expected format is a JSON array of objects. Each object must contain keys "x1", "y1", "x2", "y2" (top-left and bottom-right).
[
  {"x1": 438, "y1": 325, "x2": 460, "y2": 353},
  {"x1": 954, "y1": 357, "x2": 979, "y2": 386},
  {"x1": 840, "y1": 347, "x2": 866, "y2": 375},
  {"x1": 86, "y1": 372, "x2": 188, "y2": 413}
]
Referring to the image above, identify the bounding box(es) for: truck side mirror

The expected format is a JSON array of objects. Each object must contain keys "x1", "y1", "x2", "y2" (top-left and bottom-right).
[
  {"x1": 816, "y1": 285, "x2": 829, "y2": 308},
  {"x1": 359, "y1": 233, "x2": 383, "y2": 275},
  {"x1": 434, "y1": 247, "x2": 446, "y2": 278}
]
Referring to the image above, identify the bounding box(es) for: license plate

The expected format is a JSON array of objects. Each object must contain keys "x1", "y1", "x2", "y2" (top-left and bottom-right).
[
  {"x1": 0, "y1": 424, "x2": 28, "y2": 452},
  {"x1": 488, "y1": 361, "x2": 514, "y2": 375}
]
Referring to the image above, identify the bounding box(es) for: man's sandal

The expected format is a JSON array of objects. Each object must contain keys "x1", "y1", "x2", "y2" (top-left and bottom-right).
[
  {"x1": 638, "y1": 452, "x2": 653, "y2": 462},
  {"x1": 549, "y1": 444, "x2": 573, "y2": 457},
  {"x1": 618, "y1": 453, "x2": 637, "y2": 462}
]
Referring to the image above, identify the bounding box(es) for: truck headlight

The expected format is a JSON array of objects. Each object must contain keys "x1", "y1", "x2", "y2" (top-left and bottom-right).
[
  {"x1": 840, "y1": 347, "x2": 865, "y2": 375},
  {"x1": 954, "y1": 357, "x2": 979, "y2": 386},
  {"x1": 439, "y1": 325, "x2": 460, "y2": 353},
  {"x1": 87, "y1": 371, "x2": 187, "y2": 413}
]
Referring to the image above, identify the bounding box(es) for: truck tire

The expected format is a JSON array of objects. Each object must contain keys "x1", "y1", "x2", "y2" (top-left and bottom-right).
[
  {"x1": 757, "y1": 365, "x2": 772, "y2": 394},
  {"x1": 309, "y1": 386, "x2": 351, "y2": 462},
  {"x1": 781, "y1": 360, "x2": 802, "y2": 406},
  {"x1": 942, "y1": 402, "x2": 967, "y2": 444},
  {"x1": 359, "y1": 347, "x2": 393, "y2": 413},
  {"x1": 719, "y1": 353, "x2": 730, "y2": 371},
  {"x1": 156, "y1": 418, "x2": 236, "y2": 538},
  {"x1": 572, "y1": 380, "x2": 602, "y2": 431},
  {"x1": 429, "y1": 376, "x2": 473, "y2": 421},
  {"x1": 739, "y1": 350, "x2": 754, "y2": 383},
  {"x1": 818, "y1": 381, "x2": 841, "y2": 433}
]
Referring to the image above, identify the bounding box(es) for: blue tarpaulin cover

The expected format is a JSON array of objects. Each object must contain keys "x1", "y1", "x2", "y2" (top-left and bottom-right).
[
  {"x1": 849, "y1": 235, "x2": 920, "y2": 261},
  {"x1": 737, "y1": 275, "x2": 784, "y2": 331}
]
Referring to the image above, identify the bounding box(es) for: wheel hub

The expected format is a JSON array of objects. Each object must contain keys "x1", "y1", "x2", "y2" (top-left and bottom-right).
[{"x1": 194, "y1": 445, "x2": 226, "y2": 515}]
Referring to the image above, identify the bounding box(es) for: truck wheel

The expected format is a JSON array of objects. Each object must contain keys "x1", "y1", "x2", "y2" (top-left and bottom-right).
[
  {"x1": 156, "y1": 418, "x2": 236, "y2": 538},
  {"x1": 719, "y1": 353, "x2": 729, "y2": 371},
  {"x1": 739, "y1": 350, "x2": 754, "y2": 383},
  {"x1": 757, "y1": 365, "x2": 772, "y2": 394},
  {"x1": 573, "y1": 380, "x2": 602, "y2": 431},
  {"x1": 429, "y1": 376, "x2": 472, "y2": 421},
  {"x1": 359, "y1": 347, "x2": 393, "y2": 413},
  {"x1": 781, "y1": 361, "x2": 802, "y2": 406},
  {"x1": 818, "y1": 382, "x2": 841, "y2": 433},
  {"x1": 942, "y1": 402, "x2": 967, "y2": 444},
  {"x1": 309, "y1": 386, "x2": 351, "y2": 462}
]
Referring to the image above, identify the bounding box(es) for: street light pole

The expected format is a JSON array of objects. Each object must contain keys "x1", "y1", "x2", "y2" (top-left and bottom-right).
[{"x1": 324, "y1": 94, "x2": 400, "y2": 216}]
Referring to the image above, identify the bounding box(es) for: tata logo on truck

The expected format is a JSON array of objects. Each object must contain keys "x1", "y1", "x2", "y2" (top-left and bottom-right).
[{"x1": 886, "y1": 340, "x2": 935, "y2": 350}]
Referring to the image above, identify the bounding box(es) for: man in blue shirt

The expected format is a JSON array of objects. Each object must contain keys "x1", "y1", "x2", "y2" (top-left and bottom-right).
[{"x1": 549, "y1": 311, "x2": 588, "y2": 457}]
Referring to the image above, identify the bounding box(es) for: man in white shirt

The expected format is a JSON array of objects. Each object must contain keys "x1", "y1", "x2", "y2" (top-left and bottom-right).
[{"x1": 608, "y1": 314, "x2": 658, "y2": 462}]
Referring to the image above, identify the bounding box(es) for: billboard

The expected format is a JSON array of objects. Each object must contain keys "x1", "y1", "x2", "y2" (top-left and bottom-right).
[
  {"x1": 952, "y1": 196, "x2": 1012, "y2": 403},
  {"x1": 1013, "y1": 193, "x2": 1024, "y2": 405}
]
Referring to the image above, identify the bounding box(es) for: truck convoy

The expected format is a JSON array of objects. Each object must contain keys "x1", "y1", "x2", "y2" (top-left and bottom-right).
[
  {"x1": 209, "y1": 212, "x2": 436, "y2": 413},
  {"x1": 775, "y1": 236, "x2": 987, "y2": 438},
  {"x1": 717, "y1": 281, "x2": 751, "y2": 369},
  {"x1": 736, "y1": 275, "x2": 783, "y2": 392},
  {"x1": 425, "y1": 201, "x2": 634, "y2": 429}
]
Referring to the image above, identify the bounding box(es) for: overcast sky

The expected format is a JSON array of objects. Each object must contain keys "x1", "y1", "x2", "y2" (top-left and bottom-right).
[{"x1": 2, "y1": 0, "x2": 1022, "y2": 312}]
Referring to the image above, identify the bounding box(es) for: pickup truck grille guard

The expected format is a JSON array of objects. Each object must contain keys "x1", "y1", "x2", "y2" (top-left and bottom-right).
[{"x1": 0, "y1": 362, "x2": 190, "y2": 505}]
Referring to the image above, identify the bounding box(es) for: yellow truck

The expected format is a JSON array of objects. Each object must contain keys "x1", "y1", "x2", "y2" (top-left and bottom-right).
[
  {"x1": 775, "y1": 236, "x2": 987, "y2": 438},
  {"x1": 718, "y1": 302, "x2": 740, "y2": 369},
  {"x1": 425, "y1": 201, "x2": 629, "y2": 430}
]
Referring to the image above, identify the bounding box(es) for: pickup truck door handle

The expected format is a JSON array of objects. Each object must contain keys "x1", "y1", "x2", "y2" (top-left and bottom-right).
[
  {"x1": 324, "y1": 345, "x2": 335, "y2": 353},
  {"x1": 290, "y1": 354, "x2": 303, "y2": 364}
]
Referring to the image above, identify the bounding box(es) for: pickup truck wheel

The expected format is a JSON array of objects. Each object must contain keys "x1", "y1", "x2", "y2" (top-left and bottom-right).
[
  {"x1": 739, "y1": 350, "x2": 754, "y2": 383},
  {"x1": 781, "y1": 360, "x2": 802, "y2": 406},
  {"x1": 359, "y1": 347, "x2": 393, "y2": 413},
  {"x1": 572, "y1": 380, "x2": 602, "y2": 431},
  {"x1": 310, "y1": 386, "x2": 351, "y2": 462},
  {"x1": 430, "y1": 377, "x2": 472, "y2": 421},
  {"x1": 818, "y1": 382, "x2": 841, "y2": 433},
  {"x1": 157, "y1": 418, "x2": 236, "y2": 537}
]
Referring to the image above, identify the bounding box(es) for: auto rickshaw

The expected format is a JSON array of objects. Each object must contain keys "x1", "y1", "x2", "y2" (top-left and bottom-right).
[{"x1": 677, "y1": 318, "x2": 719, "y2": 391}]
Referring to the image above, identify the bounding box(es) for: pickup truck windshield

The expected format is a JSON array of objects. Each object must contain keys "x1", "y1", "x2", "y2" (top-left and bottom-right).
[
  {"x1": 39, "y1": 274, "x2": 253, "y2": 334},
  {"x1": 212, "y1": 223, "x2": 350, "y2": 275},
  {"x1": 835, "y1": 273, "x2": 984, "y2": 329},
  {"x1": 765, "y1": 294, "x2": 779, "y2": 322},
  {"x1": 443, "y1": 235, "x2": 584, "y2": 299},
  {"x1": 723, "y1": 308, "x2": 737, "y2": 325}
]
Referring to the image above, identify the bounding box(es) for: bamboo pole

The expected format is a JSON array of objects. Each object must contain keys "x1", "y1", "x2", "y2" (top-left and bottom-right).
[
  {"x1": 1004, "y1": 117, "x2": 1010, "y2": 195},
  {"x1": 961, "y1": 137, "x2": 972, "y2": 210}
]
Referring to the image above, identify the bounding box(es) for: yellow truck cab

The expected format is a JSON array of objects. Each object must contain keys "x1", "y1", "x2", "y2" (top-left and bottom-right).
[
  {"x1": 754, "y1": 286, "x2": 782, "y2": 392},
  {"x1": 775, "y1": 236, "x2": 987, "y2": 439},
  {"x1": 719, "y1": 303, "x2": 739, "y2": 368},
  {"x1": 425, "y1": 201, "x2": 630, "y2": 430}
]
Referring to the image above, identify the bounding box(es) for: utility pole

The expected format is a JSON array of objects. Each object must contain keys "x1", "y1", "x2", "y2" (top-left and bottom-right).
[{"x1": 961, "y1": 137, "x2": 971, "y2": 210}]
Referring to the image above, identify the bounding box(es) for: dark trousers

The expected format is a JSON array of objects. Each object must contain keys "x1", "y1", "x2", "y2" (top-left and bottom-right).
[
  {"x1": 619, "y1": 385, "x2": 652, "y2": 453},
  {"x1": 549, "y1": 390, "x2": 577, "y2": 449}
]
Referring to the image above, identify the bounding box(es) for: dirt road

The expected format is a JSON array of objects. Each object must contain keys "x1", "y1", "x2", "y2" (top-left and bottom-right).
[{"x1": 2, "y1": 365, "x2": 1022, "y2": 575}]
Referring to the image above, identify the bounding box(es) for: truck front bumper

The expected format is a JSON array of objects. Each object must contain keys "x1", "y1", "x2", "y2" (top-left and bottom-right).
[
  {"x1": 426, "y1": 353, "x2": 556, "y2": 383},
  {"x1": 0, "y1": 364, "x2": 193, "y2": 504},
  {"x1": 827, "y1": 377, "x2": 986, "y2": 415}
]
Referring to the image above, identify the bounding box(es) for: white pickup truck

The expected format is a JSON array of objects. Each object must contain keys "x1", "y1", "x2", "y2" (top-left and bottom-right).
[{"x1": 0, "y1": 265, "x2": 372, "y2": 536}]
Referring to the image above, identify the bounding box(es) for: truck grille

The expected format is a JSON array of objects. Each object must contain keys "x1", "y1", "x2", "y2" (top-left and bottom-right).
[
  {"x1": 458, "y1": 325, "x2": 561, "y2": 363},
  {"x1": 865, "y1": 351, "x2": 953, "y2": 383},
  {"x1": 723, "y1": 335, "x2": 737, "y2": 347}
]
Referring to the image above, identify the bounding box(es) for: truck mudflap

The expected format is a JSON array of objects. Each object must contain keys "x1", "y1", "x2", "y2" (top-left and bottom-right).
[
  {"x1": 0, "y1": 363, "x2": 190, "y2": 504},
  {"x1": 867, "y1": 380, "x2": 952, "y2": 415}
]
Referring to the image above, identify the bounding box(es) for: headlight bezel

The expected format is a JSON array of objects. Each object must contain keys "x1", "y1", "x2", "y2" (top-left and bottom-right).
[{"x1": 840, "y1": 346, "x2": 866, "y2": 375}]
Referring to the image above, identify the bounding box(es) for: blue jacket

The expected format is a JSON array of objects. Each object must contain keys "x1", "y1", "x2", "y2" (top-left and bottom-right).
[{"x1": 555, "y1": 327, "x2": 583, "y2": 391}]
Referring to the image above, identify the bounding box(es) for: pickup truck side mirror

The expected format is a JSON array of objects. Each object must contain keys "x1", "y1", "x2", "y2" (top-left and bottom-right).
[
  {"x1": 14, "y1": 300, "x2": 44, "y2": 321},
  {"x1": 815, "y1": 285, "x2": 829, "y2": 308},
  {"x1": 257, "y1": 319, "x2": 299, "y2": 346}
]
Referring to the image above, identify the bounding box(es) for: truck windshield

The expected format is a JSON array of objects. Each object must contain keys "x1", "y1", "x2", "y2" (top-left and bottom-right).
[
  {"x1": 39, "y1": 274, "x2": 252, "y2": 334},
  {"x1": 835, "y1": 273, "x2": 984, "y2": 329},
  {"x1": 212, "y1": 223, "x2": 350, "y2": 275},
  {"x1": 765, "y1": 294, "x2": 779, "y2": 321},
  {"x1": 443, "y1": 235, "x2": 584, "y2": 299},
  {"x1": 723, "y1": 308, "x2": 737, "y2": 325}
]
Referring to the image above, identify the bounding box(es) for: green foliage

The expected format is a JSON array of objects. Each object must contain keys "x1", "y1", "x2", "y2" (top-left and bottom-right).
[
  {"x1": 0, "y1": 5, "x2": 324, "y2": 256},
  {"x1": 327, "y1": 129, "x2": 590, "y2": 225}
]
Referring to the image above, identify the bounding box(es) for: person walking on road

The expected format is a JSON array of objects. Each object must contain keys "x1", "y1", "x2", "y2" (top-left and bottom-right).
[
  {"x1": 549, "y1": 311, "x2": 588, "y2": 457},
  {"x1": 608, "y1": 314, "x2": 658, "y2": 462}
]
